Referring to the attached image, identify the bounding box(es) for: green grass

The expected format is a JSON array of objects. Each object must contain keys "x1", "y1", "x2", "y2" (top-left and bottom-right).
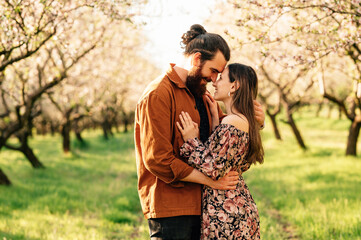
[
  {"x1": 1, "y1": 108, "x2": 361, "y2": 239},
  {"x1": 244, "y1": 108, "x2": 361, "y2": 240},
  {"x1": 0, "y1": 131, "x2": 149, "y2": 240}
]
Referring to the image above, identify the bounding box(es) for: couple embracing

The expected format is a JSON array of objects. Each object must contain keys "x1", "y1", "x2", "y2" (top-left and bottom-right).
[{"x1": 135, "y1": 24, "x2": 265, "y2": 240}]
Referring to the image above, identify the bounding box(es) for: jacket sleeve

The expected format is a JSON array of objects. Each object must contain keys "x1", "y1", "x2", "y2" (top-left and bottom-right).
[
  {"x1": 137, "y1": 92, "x2": 194, "y2": 184},
  {"x1": 180, "y1": 127, "x2": 245, "y2": 180}
]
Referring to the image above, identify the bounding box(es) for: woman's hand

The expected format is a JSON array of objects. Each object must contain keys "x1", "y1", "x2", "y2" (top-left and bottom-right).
[
  {"x1": 205, "y1": 93, "x2": 219, "y2": 131},
  {"x1": 176, "y1": 111, "x2": 199, "y2": 141}
]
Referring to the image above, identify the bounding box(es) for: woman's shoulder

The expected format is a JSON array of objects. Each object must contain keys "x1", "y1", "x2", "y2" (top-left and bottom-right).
[{"x1": 221, "y1": 114, "x2": 249, "y2": 133}]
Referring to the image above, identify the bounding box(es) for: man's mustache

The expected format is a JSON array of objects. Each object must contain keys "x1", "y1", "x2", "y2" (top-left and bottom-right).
[{"x1": 203, "y1": 77, "x2": 212, "y2": 83}]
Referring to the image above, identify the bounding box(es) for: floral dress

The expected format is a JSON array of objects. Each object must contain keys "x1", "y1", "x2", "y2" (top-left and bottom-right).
[{"x1": 180, "y1": 124, "x2": 260, "y2": 240}]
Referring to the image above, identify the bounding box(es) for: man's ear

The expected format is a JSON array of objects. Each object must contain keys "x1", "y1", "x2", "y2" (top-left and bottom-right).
[{"x1": 191, "y1": 52, "x2": 202, "y2": 67}]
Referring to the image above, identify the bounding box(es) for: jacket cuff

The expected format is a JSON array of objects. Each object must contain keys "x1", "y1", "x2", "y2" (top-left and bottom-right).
[{"x1": 170, "y1": 159, "x2": 194, "y2": 183}]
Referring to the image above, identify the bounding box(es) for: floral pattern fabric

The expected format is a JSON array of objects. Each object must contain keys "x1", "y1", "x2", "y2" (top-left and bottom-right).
[{"x1": 180, "y1": 123, "x2": 260, "y2": 240}]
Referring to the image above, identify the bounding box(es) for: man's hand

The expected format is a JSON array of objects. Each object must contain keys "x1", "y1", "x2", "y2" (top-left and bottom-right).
[
  {"x1": 254, "y1": 100, "x2": 265, "y2": 127},
  {"x1": 210, "y1": 171, "x2": 239, "y2": 190}
]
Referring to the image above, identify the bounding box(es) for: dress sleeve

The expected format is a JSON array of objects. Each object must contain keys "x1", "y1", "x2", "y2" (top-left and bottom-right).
[{"x1": 180, "y1": 125, "x2": 247, "y2": 180}]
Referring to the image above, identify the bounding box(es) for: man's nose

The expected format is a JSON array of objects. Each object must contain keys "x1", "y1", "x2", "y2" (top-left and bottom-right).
[{"x1": 211, "y1": 73, "x2": 218, "y2": 83}]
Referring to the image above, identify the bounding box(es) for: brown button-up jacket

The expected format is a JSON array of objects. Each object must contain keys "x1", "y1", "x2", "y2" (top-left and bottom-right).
[{"x1": 135, "y1": 64, "x2": 225, "y2": 219}]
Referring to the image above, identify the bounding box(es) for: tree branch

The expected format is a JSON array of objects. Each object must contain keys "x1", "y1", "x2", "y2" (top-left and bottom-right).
[
  {"x1": 4, "y1": 0, "x2": 26, "y2": 33},
  {"x1": 283, "y1": 4, "x2": 361, "y2": 17},
  {"x1": 0, "y1": 29, "x2": 56, "y2": 72},
  {"x1": 47, "y1": 93, "x2": 63, "y2": 113},
  {"x1": 323, "y1": 92, "x2": 352, "y2": 120}
]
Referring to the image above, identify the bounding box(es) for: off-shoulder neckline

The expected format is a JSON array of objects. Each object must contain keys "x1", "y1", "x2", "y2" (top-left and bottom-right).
[{"x1": 217, "y1": 123, "x2": 249, "y2": 135}]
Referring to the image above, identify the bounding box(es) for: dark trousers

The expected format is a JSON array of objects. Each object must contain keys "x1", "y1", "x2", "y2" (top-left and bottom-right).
[{"x1": 148, "y1": 215, "x2": 201, "y2": 240}]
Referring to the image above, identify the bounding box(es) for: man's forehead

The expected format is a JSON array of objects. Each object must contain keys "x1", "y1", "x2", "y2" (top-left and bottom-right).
[
  {"x1": 206, "y1": 59, "x2": 227, "y2": 72},
  {"x1": 210, "y1": 65, "x2": 224, "y2": 73},
  {"x1": 208, "y1": 51, "x2": 227, "y2": 72}
]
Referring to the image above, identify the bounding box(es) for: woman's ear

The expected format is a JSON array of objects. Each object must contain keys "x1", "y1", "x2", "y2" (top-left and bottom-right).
[
  {"x1": 191, "y1": 52, "x2": 202, "y2": 67},
  {"x1": 230, "y1": 82, "x2": 240, "y2": 94}
]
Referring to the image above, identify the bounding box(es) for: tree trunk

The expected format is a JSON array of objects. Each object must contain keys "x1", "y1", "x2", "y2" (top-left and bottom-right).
[
  {"x1": 316, "y1": 102, "x2": 323, "y2": 117},
  {"x1": 75, "y1": 132, "x2": 84, "y2": 143},
  {"x1": 123, "y1": 119, "x2": 129, "y2": 133},
  {"x1": 28, "y1": 121, "x2": 34, "y2": 138},
  {"x1": 327, "y1": 104, "x2": 334, "y2": 118},
  {"x1": 108, "y1": 124, "x2": 114, "y2": 136},
  {"x1": 102, "y1": 120, "x2": 112, "y2": 139},
  {"x1": 114, "y1": 121, "x2": 120, "y2": 133},
  {"x1": 268, "y1": 113, "x2": 282, "y2": 140},
  {"x1": 12, "y1": 131, "x2": 45, "y2": 168},
  {"x1": 39, "y1": 119, "x2": 48, "y2": 135},
  {"x1": 287, "y1": 111, "x2": 307, "y2": 150},
  {"x1": 61, "y1": 121, "x2": 71, "y2": 153},
  {"x1": 0, "y1": 137, "x2": 5, "y2": 151},
  {"x1": 50, "y1": 122, "x2": 56, "y2": 136},
  {"x1": 111, "y1": 117, "x2": 120, "y2": 133},
  {"x1": 73, "y1": 119, "x2": 85, "y2": 143},
  {"x1": 21, "y1": 144, "x2": 45, "y2": 168},
  {"x1": 346, "y1": 120, "x2": 361, "y2": 156},
  {"x1": 0, "y1": 168, "x2": 11, "y2": 185},
  {"x1": 102, "y1": 123, "x2": 109, "y2": 140}
]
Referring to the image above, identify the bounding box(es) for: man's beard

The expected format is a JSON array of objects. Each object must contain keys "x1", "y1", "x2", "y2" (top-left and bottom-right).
[{"x1": 186, "y1": 67, "x2": 207, "y2": 98}]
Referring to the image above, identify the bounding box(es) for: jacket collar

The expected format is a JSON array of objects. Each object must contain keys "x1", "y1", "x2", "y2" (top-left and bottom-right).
[{"x1": 166, "y1": 63, "x2": 187, "y2": 89}]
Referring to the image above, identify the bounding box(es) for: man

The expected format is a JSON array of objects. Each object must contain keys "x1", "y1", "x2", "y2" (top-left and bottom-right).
[{"x1": 135, "y1": 24, "x2": 265, "y2": 239}]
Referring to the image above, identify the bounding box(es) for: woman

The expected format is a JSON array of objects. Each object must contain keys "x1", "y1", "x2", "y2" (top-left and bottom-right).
[{"x1": 176, "y1": 63, "x2": 264, "y2": 239}]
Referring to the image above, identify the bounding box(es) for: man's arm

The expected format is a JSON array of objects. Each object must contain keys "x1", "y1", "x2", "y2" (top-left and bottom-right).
[
  {"x1": 181, "y1": 169, "x2": 239, "y2": 190},
  {"x1": 138, "y1": 93, "x2": 194, "y2": 185}
]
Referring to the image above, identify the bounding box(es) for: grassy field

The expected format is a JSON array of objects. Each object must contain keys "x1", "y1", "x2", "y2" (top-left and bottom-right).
[
  {"x1": 0, "y1": 109, "x2": 361, "y2": 239},
  {"x1": 251, "y1": 109, "x2": 361, "y2": 240},
  {"x1": 0, "y1": 131, "x2": 149, "y2": 240}
]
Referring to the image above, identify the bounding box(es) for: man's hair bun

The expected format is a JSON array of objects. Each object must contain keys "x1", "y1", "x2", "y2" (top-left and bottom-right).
[{"x1": 181, "y1": 24, "x2": 207, "y2": 46}]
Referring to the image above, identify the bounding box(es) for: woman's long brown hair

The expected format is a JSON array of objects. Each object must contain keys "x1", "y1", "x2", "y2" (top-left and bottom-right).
[{"x1": 228, "y1": 63, "x2": 264, "y2": 165}]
